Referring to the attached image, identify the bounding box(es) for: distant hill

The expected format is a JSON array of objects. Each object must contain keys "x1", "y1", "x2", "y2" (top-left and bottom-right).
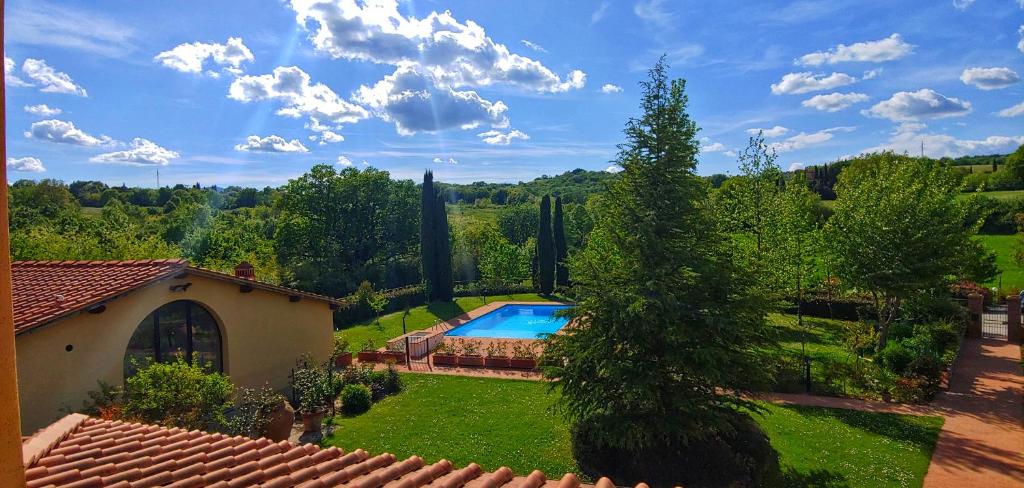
[{"x1": 437, "y1": 168, "x2": 618, "y2": 205}]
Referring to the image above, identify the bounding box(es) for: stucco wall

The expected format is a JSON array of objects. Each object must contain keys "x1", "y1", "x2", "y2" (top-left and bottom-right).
[{"x1": 15, "y1": 272, "x2": 334, "y2": 432}]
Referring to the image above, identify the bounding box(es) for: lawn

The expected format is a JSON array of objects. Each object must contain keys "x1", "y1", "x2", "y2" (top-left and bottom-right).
[
  {"x1": 771, "y1": 313, "x2": 853, "y2": 363},
  {"x1": 336, "y1": 293, "x2": 555, "y2": 351},
  {"x1": 447, "y1": 204, "x2": 501, "y2": 228},
  {"x1": 323, "y1": 374, "x2": 943, "y2": 488},
  {"x1": 959, "y1": 189, "x2": 1024, "y2": 201},
  {"x1": 976, "y1": 234, "x2": 1024, "y2": 289}
]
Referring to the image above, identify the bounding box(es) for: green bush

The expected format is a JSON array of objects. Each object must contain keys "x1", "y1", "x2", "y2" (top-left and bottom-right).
[
  {"x1": 226, "y1": 386, "x2": 286, "y2": 438},
  {"x1": 291, "y1": 356, "x2": 337, "y2": 414},
  {"x1": 877, "y1": 341, "x2": 915, "y2": 374},
  {"x1": 123, "y1": 356, "x2": 234, "y2": 430},
  {"x1": 367, "y1": 366, "x2": 404, "y2": 400},
  {"x1": 340, "y1": 384, "x2": 372, "y2": 415}
]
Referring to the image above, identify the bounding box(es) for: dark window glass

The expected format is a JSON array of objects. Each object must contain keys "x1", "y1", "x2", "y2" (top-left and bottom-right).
[
  {"x1": 190, "y1": 305, "x2": 222, "y2": 372},
  {"x1": 124, "y1": 314, "x2": 156, "y2": 378},
  {"x1": 123, "y1": 300, "x2": 222, "y2": 379},
  {"x1": 158, "y1": 301, "x2": 189, "y2": 363}
]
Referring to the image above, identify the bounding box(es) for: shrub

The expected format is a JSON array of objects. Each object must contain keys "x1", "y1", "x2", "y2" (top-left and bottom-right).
[
  {"x1": 80, "y1": 381, "x2": 124, "y2": 420},
  {"x1": 333, "y1": 336, "x2": 350, "y2": 356},
  {"x1": 890, "y1": 375, "x2": 934, "y2": 403},
  {"x1": 227, "y1": 386, "x2": 286, "y2": 438},
  {"x1": 877, "y1": 341, "x2": 915, "y2": 374},
  {"x1": 340, "y1": 384, "x2": 372, "y2": 415},
  {"x1": 123, "y1": 357, "x2": 234, "y2": 430},
  {"x1": 291, "y1": 356, "x2": 336, "y2": 414},
  {"x1": 571, "y1": 412, "x2": 779, "y2": 487},
  {"x1": 340, "y1": 364, "x2": 373, "y2": 385}
]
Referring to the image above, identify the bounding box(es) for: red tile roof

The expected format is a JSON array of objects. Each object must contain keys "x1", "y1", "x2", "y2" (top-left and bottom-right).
[
  {"x1": 12, "y1": 260, "x2": 342, "y2": 336},
  {"x1": 22, "y1": 414, "x2": 641, "y2": 488}
]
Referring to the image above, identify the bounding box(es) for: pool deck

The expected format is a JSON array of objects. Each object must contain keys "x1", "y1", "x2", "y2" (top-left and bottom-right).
[{"x1": 387, "y1": 300, "x2": 567, "y2": 345}]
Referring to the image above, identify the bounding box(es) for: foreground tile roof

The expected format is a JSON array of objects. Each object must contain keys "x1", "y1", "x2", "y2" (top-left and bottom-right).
[
  {"x1": 23, "y1": 414, "x2": 641, "y2": 488},
  {"x1": 12, "y1": 260, "x2": 342, "y2": 336}
]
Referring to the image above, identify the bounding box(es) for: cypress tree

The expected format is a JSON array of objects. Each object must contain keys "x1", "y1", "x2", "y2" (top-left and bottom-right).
[
  {"x1": 553, "y1": 196, "x2": 569, "y2": 287},
  {"x1": 433, "y1": 192, "x2": 454, "y2": 301},
  {"x1": 537, "y1": 195, "x2": 555, "y2": 294},
  {"x1": 420, "y1": 171, "x2": 437, "y2": 300}
]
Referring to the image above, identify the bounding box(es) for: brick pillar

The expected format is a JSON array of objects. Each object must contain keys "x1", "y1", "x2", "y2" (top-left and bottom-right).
[
  {"x1": 967, "y1": 293, "x2": 983, "y2": 338},
  {"x1": 1007, "y1": 296, "x2": 1021, "y2": 344}
]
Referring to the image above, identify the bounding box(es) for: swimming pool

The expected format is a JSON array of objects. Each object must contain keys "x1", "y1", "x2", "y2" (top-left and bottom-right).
[{"x1": 445, "y1": 304, "x2": 571, "y2": 339}]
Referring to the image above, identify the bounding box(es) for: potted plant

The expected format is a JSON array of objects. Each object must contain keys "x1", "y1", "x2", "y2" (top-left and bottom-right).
[
  {"x1": 432, "y1": 341, "x2": 458, "y2": 366},
  {"x1": 357, "y1": 339, "x2": 379, "y2": 363},
  {"x1": 510, "y1": 342, "x2": 538, "y2": 370},
  {"x1": 333, "y1": 337, "x2": 353, "y2": 368},
  {"x1": 458, "y1": 339, "x2": 485, "y2": 367},
  {"x1": 484, "y1": 342, "x2": 510, "y2": 368},
  {"x1": 291, "y1": 357, "x2": 336, "y2": 433},
  {"x1": 380, "y1": 348, "x2": 406, "y2": 364}
]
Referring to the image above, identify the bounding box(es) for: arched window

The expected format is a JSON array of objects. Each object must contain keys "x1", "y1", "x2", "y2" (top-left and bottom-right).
[{"x1": 124, "y1": 300, "x2": 222, "y2": 378}]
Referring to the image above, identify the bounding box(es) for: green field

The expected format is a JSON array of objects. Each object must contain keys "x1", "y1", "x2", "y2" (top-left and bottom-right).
[
  {"x1": 447, "y1": 204, "x2": 501, "y2": 228},
  {"x1": 324, "y1": 374, "x2": 943, "y2": 487},
  {"x1": 958, "y1": 189, "x2": 1024, "y2": 201},
  {"x1": 977, "y1": 234, "x2": 1024, "y2": 289},
  {"x1": 335, "y1": 293, "x2": 554, "y2": 351}
]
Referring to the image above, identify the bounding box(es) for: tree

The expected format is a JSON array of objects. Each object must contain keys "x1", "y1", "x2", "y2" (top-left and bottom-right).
[
  {"x1": 497, "y1": 204, "x2": 539, "y2": 245},
  {"x1": 432, "y1": 192, "x2": 454, "y2": 301},
  {"x1": 553, "y1": 196, "x2": 569, "y2": 287},
  {"x1": 478, "y1": 227, "x2": 531, "y2": 291},
  {"x1": 421, "y1": 171, "x2": 438, "y2": 298},
  {"x1": 536, "y1": 195, "x2": 555, "y2": 294},
  {"x1": 726, "y1": 132, "x2": 782, "y2": 255},
  {"x1": 542, "y1": 59, "x2": 775, "y2": 485},
  {"x1": 827, "y1": 153, "x2": 996, "y2": 349}
]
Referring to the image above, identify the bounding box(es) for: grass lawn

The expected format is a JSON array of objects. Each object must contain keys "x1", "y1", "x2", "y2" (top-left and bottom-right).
[
  {"x1": 976, "y1": 234, "x2": 1024, "y2": 289},
  {"x1": 336, "y1": 293, "x2": 555, "y2": 351},
  {"x1": 771, "y1": 313, "x2": 854, "y2": 363},
  {"x1": 447, "y1": 204, "x2": 501, "y2": 228},
  {"x1": 959, "y1": 189, "x2": 1024, "y2": 201},
  {"x1": 323, "y1": 374, "x2": 943, "y2": 488}
]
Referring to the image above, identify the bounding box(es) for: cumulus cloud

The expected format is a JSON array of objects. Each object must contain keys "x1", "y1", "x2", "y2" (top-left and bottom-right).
[
  {"x1": 701, "y1": 142, "x2": 727, "y2": 152},
  {"x1": 960, "y1": 67, "x2": 1019, "y2": 90},
  {"x1": 788, "y1": 162, "x2": 804, "y2": 171},
  {"x1": 230, "y1": 66, "x2": 369, "y2": 127},
  {"x1": 801, "y1": 92, "x2": 870, "y2": 112},
  {"x1": 432, "y1": 157, "x2": 458, "y2": 165},
  {"x1": 863, "y1": 123, "x2": 1024, "y2": 158},
  {"x1": 796, "y1": 34, "x2": 913, "y2": 66},
  {"x1": 863, "y1": 68, "x2": 882, "y2": 80},
  {"x1": 600, "y1": 83, "x2": 623, "y2": 94},
  {"x1": 289, "y1": 0, "x2": 585, "y2": 93},
  {"x1": 155, "y1": 37, "x2": 254, "y2": 75},
  {"x1": 477, "y1": 129, "x2": 530, "y2": 145},
  {"x1": 770, "y1": 71, "x2": 857, "y2": 95},
  {"x1": 521, "y1": 40, "x2": 546, "y2": 53},
  {"x1": 318, "y1": 131, "x2": 344, "y2": 145},
  {"x1": 7, "y1": 156, "x2": 46, "y2": 173},
  {"x1": 605, "y1": 164, "x2": 622, "y2": 173},
  {"x1": 24, "y1": 104, "x2": 62, "y2": 117},
  {"x1": 4, "y1": 56, "x2": 32, "y2": 87},
  {"x1": 997, "y1": 101, "x2": 1024, "y2": 117},
  {"x1": 21, "y1": 58, "x2": 87, "y2": 96},
  {"x1": 234, "y1": 135, "x2": 310, "y2": 153},
  {"x1": 90, "y1": 138, "x2": 179, "y2": 166},
  {"x1": 746, "y1": 126, "x2": 789, "y2": 138},
  {"x1": 337, "y1": 155, "x2": 353, "y2": 166},
  {"x1": 863, "y1": 89, "x2": 972, "y2": 121},
  {"x1": 355, "y1": 64, "x2": 509, "y2": 136},
  {"x1": 24, "y1": 119, "x2": 111, "y2": 146},
  {"x1": 769, "y1": 127, "x2": 856, "y2": 153}
]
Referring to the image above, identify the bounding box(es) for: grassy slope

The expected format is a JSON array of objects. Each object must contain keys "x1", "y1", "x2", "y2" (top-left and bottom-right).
[
  {"x1": 324, "y1": 374, "x2": 943, "y2": 488},
  {"x1": 336, "y1": 294, "x2": 554, "y2": 351},
  {"x1": 977, "y1": 234, "x2": 1024, "y2": 289},
  {"x1": 960, "y1": 189, "x2": 1024, "y2": 201},
  {"x1": 770, "y1": 313, "x2": 854, "y2": 363},
  {"x1": 447, "y1": 204, "x2": 501, "y2": 229}
]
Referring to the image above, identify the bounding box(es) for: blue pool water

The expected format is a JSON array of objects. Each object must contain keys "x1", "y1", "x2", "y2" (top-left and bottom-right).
[{"x1": 445, "y1": 304, "x2": 571, "y2": 339}]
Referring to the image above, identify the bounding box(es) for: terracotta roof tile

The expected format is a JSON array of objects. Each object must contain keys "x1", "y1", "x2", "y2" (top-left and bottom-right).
[{"x1": 23, "y1": 415, "x2": 643, "y2": 488}]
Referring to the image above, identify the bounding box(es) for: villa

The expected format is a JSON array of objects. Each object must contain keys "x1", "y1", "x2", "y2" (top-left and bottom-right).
[{"x1": 12, "y1": 259, "x2": 340, "y2": 432}]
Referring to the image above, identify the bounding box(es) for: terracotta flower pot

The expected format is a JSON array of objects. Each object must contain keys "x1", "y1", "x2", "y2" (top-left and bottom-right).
[
  {"x1": 510, "y1": 357, "x2": 537, "y2": 370},
  {"x1": 301, "y1": 409, "x2": 326, "y2": 433},
  {"x1": 484, "y1": 357, "x2": 511, "y2": 368},
  {"x1": 458, "y1": 355, "x2": 485, "y2": 367},
  {"x1": 263, "y1": 398, "x2": 294, "y2": 442},
  {"x1": 334, "y1": 352, "x2": 353, "y2": 368},
  {"x1": 433, "y1": 354, "x2": 457, "y2": 366},
  {"x1": 357, "y1": 350, "x2": 379, "y2": 362},
  {"x1": 380, "y1": 351, "x2": 406, "y2": 364}
]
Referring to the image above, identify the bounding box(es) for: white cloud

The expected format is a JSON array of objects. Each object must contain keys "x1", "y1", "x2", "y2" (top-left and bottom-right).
[
  {"x1": 477, "y1": 129, "x2": 530, "y2": 145},
  {"x1": 90, "y1": 138, "x2": 179, "y2": 166},
  {"x1": 724, "y1": 150, "x2": 737, "y2": 158},
  {"x1": 863, "y1": 123, "x2": 1024, "y2": 158},
  {"x1": 234, "y1": 135, "x2": 310, "y2": 153},
  {"x1": 634, "y1": 0, "x2": 674, "y2": 28},
  {"x1": 701, "y1": 142, "x2": 727, "y2": 152},
  {"x1": 863, "y1": 68, "x2": 882, "y2": 80},
  {"x1": 4, "y1": 57, "x2": 32, "y2": 87},
  {"x1": 863, "y1": 89, "x2": 972, "y2": 121},
  {"x1": 289, "y1": 0, "x2": 585, "y2": 94},
  {"x1": 24, "y1": 119, "x2": 111, "y2": 146},
  {"x1": 21, "y1": 58, "x2": 87, "y2": 96},
  {"x1": 318, "y1": 130, "x2": 344, "y2": 145},
  {"x1": 337, "y1": 155, "x2": 353, "y2": 167},
  {"x1": 1019, "y1": 25, "x2": 1024, "y2": 54},
  {"x1": 788, "y1": 162, "x2": 804, "y2": 171},
  {"x1": 521, "y1": 40, "x2": 546, "y2": 53},
  {"x1": 6, "y1": 1, "x2": 137, "y2": 58},
  {"x1": 592, "y1": 1, "x2": 610, "y2": 24},
  {"x1": 355, "y1": 64, "x2": 509, "y2": 136},
  {"x1": 797, "y1": 34, "x2": 913, "y2": 66},
  {"x1": 960, "y1": 67, "x2": 1020, "y2": 90},
  {"x1": 801, "y1": 92, "x2": 870, "y2": 112},
  {"x1": 155, "y1": 37, "x2": 254, "y2": 75},
  {"x1": 997, "y1": 101, "x2": 1024, "y2": 117},
  {"x1": 7, "y1": 156, "x2": 46, "y2": 173},
  {"x1": 600, "y1": 83, "x2": 623, "y2": 94},
  {"x1": 770, "y1": 71, "x2": 857, "y2": 95},
  {"x1": 746, "y1": 126, "x2": 789, "y2": 138},
  {"x1": 23, "y1": 104, "x2": 62, "y2": 117},
  {"x1": 953, "y1": 0, "x2": 976, "y2": 10},
  {"x1": 605, "y1": 164, "x2": 622, "y2": 173},
  {"x1": 229, "y1": 66, "x2": 369, "y2": 127},
  {"x1": 432, "y1": 157, "x2": 458, "y2": 165},
  {"x1": 769, "y1": 126, "x2": 856, "y2": 153}
]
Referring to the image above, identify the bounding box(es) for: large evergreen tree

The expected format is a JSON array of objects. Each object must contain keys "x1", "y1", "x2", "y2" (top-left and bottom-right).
[
  {"x1": 536, "y1": 194, "x2": 555, "y2": 294},
  {"x1": 433, "y1": 192, "x2": 454, "y2": 301},
  {"x1": 420, "y1": 171, "x2": 437, "y2": 298},
  {"x1": 553, "y1": 196, "x2": 569, "y2": 287},
  {"x1": 542, "y1": 59, "x2": 776, "y2": 485}
]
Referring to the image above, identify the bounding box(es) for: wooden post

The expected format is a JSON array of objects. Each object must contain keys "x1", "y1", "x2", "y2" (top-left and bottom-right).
[
  {"x1": 1007, "y1": 296, "x2": 1021, "y2": 344},
  {"x1": 0, "y1": 0, "x2": 29, "y2": 481},
  {"x1": 967, "y1": 293, "x2": 983, "y2": 338}
]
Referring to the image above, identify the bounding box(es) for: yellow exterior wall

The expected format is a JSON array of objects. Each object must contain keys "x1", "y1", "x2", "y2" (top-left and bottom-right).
[{"x1": 14, "y1": 273, "x2": 334, "y2": 432}]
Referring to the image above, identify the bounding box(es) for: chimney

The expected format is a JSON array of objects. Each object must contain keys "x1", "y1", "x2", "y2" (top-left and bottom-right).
[{"x1": 234, "y1": 262, "x2": 255, "y2": 280}]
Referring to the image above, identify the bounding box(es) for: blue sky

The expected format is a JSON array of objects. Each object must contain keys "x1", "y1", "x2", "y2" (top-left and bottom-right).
[{"x1": 4, "y1": 0, "x2": 1023, "y2": 186}]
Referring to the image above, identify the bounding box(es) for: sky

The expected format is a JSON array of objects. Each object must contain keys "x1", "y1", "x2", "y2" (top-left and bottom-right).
[{"x1": 3, "y1": 0, "x2": 1023, "y2": 187}]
